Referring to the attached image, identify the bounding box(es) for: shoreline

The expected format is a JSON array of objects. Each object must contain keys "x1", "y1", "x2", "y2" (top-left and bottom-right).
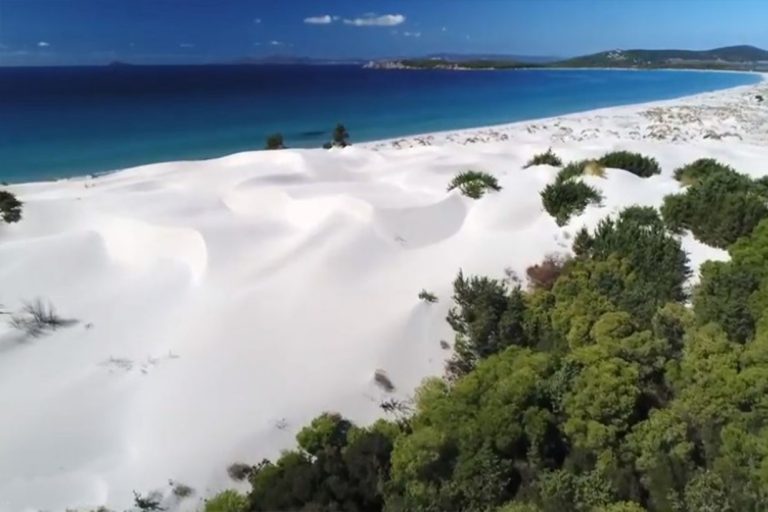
[
  {"x1": 5, "y1": 70, "x2": 765, "y2": 188},
  {"x1": 361, "y1": 71, "x2": 767, "y2": 150}
]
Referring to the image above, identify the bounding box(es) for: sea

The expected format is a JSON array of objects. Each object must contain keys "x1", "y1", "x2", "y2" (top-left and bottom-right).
[{"x1": 0, "y1": 65, "x2": 760, "y2": 183}]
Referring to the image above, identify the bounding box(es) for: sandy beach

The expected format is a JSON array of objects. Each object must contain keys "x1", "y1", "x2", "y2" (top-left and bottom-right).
[{"x1": 1, "y1": 76, "x2": 767, "y2": 511}]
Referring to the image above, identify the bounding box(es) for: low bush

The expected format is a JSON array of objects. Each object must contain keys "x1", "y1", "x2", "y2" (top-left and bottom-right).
[
  {"x1": 374, "y1": 370, "x2": 395, "y2": 392},
  {"x1": 672, "y1": 158, "x2": 734, "y2": 185},
  {"x1": 598, "y1": 150, "x2": 661, "y2": 177},
  {"x1": 447, "y1": 170, "x2": 502, "y2": 199},
  {"x1": 418, "y1": 289, "x2": 438, "y2": 303},
  {"x1": 662, "y1": 167, "x2": 768, "y2": 248},
  {"x1": 0, "y1": 190, "x2": 22, "y2": 224},
  {"x1": 541, "y1": 179, "x2": 602, "y2": 226},
  {"x1": 264, "y1": 133, "x2": 285, "y2": 150},
  {"x1": 524, "y1": 148, "x2": 562, "y2": 168},
  {"x1": 226, "y1": 462, "x2": 252, "y2": 481}
]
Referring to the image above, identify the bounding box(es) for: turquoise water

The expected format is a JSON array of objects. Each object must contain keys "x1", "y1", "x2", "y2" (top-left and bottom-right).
[{"x1": 0, "y1": 66, "x2": 760, "y2": 182}]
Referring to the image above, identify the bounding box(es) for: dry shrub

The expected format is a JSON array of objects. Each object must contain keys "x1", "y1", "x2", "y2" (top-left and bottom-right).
[{"x1": 526, "y1": 253, "x2": 570, "y2": 291}]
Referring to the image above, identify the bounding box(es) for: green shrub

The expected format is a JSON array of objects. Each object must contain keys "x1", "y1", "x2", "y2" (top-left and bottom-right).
[
  {"x1": 673, "y1": 158, "x2": 734, "y2": 185},
  {"x1": 448, "y1": 170, "x2": 502, "y2": 199},
  {"x1": 204, "y1": 490, "x2": 248, "y2": 512},
  {"x1": 0, "y1": 190, "x2": 22, "y2": 224},
  {"x1": 597, "y1": 150, "x2": 661, "y2": 177},
  {"x1": 661, "y1": 168, "x2": 768, "y2": 248},
  {"x1": 541, "y1": 179, "x2": 602, "y2": 226},
  {"x1": 265, "y1": 133, "x2": 285, "y2": 150},
  {"x1": 524, "y1": 148, "x2": 563, "y2": 168}
]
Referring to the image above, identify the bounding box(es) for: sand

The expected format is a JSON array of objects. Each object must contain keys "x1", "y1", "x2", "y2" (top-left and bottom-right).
[{"x1": 0, "y1": 76, "x2": 766, "y2": 512}]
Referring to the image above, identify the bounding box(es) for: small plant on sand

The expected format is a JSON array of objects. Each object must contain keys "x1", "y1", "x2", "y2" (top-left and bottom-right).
[
  {"x1": 524, "y1": 148, "x2": 563, "y2": 168},
  {"x1": 373, "y1": 369, "x2": 395, "y2": 392},
  {"x1": 265, "y1": 133, "x2": 285, "y2": 150},
  {"x1": 541, "y1": 179, "x2": 603, "y2": 226},
  {"x1": 0, "y1": 190, "x2": 22, "y2": 224},
  {"x1": 672, "y1": 158, "x2": 735, "y2": 186},
  {"x1": 597, "y1": 150, "x2": 661, "y2": 177},
  {"x1": 227, "y1": 462, "x2": 253, "y2": 481},
  {"x1": 418, "y1": 289, "x2": 438, "y2": 303},
  {"x1": 324, "y1": 123, "x2": 350, "y2": 148},
  {"x1": 133, "y1": 491, "x2": 165, "y2": 511},
  {"x1": 757, "y1": 94, "x2": 764, "y2": 102},
  {"x1": 9, "y1": 298, "x2": 77, "y2": 337},
  {"x1": 169, "y1": 481, "x2": 194, "y2": 499},
  {"x1": 448, "y1": 170, "x2": 502, "y2": 199}
]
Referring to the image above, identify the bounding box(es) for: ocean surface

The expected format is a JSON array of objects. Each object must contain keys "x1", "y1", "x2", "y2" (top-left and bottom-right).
[{"x1": 0, "y1": 65, "x2": 760, "y2": 182}]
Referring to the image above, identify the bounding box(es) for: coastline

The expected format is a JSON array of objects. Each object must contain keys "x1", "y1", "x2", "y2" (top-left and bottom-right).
[
  {"x1": 361, "y1": 71, "x2": 767, "y2": 150},
  {"x1": 3, "y1": 69, "x2": 764, "y2": 187}
]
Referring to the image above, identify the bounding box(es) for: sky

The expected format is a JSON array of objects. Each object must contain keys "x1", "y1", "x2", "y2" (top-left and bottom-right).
[{"x1": 1, "y1": 0, "x2": 768, "y2": 66}]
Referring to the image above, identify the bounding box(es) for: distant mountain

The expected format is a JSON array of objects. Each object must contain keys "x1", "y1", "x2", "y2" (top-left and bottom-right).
[{"x1": 556, "y1": 45, "x2": 768, "y2": 69}]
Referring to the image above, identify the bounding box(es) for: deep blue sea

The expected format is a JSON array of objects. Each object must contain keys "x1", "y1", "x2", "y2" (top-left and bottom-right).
[{"x1": 0, "y1": 65, "x2": 760, "y2": 182}]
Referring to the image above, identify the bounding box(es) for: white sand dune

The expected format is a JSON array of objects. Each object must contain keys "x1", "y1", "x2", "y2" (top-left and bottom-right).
[{"x1": 1, "y1": 79, "x2": 766, "y2": 511}]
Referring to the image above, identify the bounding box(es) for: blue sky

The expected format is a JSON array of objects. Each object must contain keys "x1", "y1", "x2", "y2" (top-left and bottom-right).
[{"x1": 2, "y1": 0, "x2": 768, "y2": 65}]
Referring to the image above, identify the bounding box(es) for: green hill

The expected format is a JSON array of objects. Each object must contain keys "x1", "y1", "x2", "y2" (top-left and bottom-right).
[{"x1": 556, "y1": 45, "x2": 768, "y2": 69}]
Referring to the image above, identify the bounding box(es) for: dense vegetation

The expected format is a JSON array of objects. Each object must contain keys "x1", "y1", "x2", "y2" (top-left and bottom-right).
[
  {"x1": 448, "y1": 170, "x2": 502, "y2": 199},
  {"x1": 524, "y1": 149, "x2": 563, "y2": 168},
  {"x1": 196, "y1": 182, "x2": 768, "y2": 511},
  {"x1": 0, "y1": 190, "x2": 22, "y2": 224},
  {"x1": 661, "y1": 161, "x2": 768, "y2": 248},
  {"x1": 597, "y1": 151, "x2": 661, "y2": 178}
]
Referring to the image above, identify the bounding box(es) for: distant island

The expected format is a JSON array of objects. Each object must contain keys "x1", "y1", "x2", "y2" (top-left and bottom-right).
[{"x1": 365, "y1": 45, "x2": 768, "y2": 71}]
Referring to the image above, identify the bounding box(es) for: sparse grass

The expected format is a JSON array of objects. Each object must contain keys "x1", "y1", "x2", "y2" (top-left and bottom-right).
[
  {"x1": 374, "y1": 369, "x2": 395, "y2": 392},
  {"x1": 9, "y1": 298, "x2": 77, "y2": 337},
  {"x1": 556, "y1": 160, "x2": 588, "y2": 182},
  {"x1": 541, "y1": 179, "x2": 603, "y2": 226},
  {"x1": 673, "y1": 158, "x2": 735, "y2": 186},
  {"x1": 447, "y1": 170, "x2": 502, "y2": 199},
  {"x1": 227, "y1": 462, "x2": 253, "y2": 481},
  {"x1": 597, "y1": 150, "x2": 661, "y2": 177},
  {"x1": 524, "y1": 148, "x2": 563, "y2": 168},
  {"x1": 418, "y1": 289, "x2": 438, "y2": 303}
]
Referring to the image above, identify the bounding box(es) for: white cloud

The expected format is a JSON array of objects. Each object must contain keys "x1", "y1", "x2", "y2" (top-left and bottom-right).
[
  {"x1": 441, "y1": 26, "x2": 447, "y2": 32},
  {"x1": 304, "y1": 15, "x2": 333, "y2": 25},
  {"x1": 179, "y1": 43, "x2": 195, "y2": 48},
  {"x1": 343, "y1": 14, "x2": 405, "y2": 27},
  {"x1": 253, "y1": 18, "x2": 262, "y2": 24},
  {"x1": 37, "y1": 41, "x2": 50, "y2": 48},
  {"x1": 403, "y1": 31, "x2": 421, "y2": 38},
  {"x1": 269, "y1": 40, "x2": 284, "y2": 46}
]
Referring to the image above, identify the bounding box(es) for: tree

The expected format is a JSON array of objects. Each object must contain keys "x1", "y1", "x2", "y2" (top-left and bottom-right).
[
  {"x1": 0, "y1": 190, "x2": 22, "y2": 223},
  {"x1": 264, "y1": 133, "x2": 285, "y2": 150},
  {"x1": 325, "y1": 123, "x2": 350, "y2": 148}
]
